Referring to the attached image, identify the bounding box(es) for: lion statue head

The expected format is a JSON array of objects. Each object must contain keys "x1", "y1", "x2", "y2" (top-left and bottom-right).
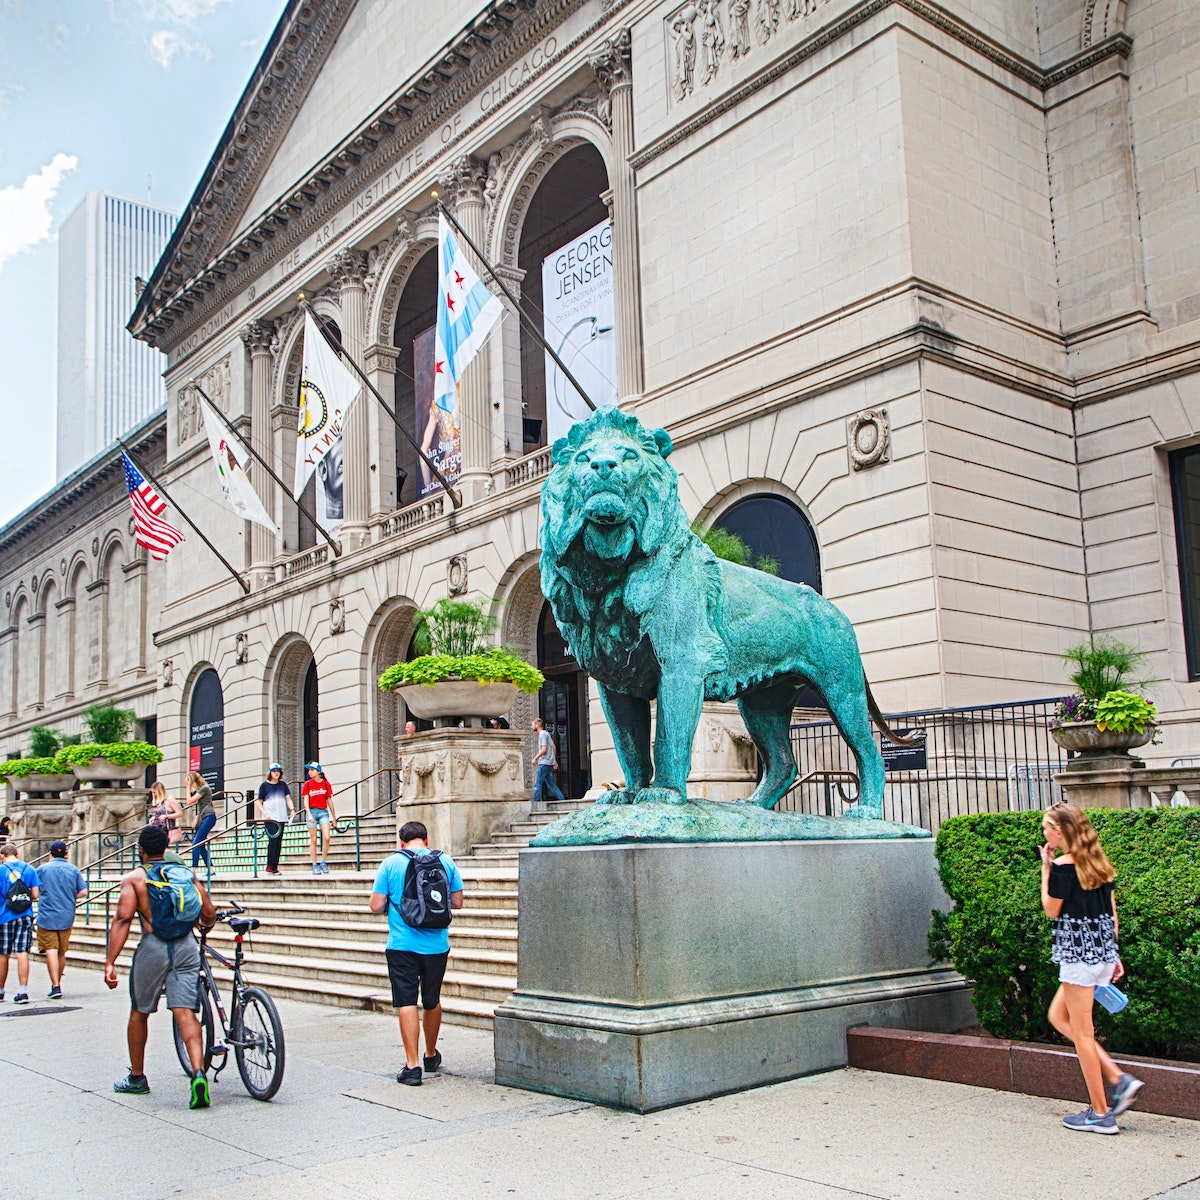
[{"x1": 540, "y1": 407, "x2": 691, "y2": 571}]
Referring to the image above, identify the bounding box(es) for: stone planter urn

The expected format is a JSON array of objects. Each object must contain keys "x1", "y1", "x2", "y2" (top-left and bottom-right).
[
  {"x1": 397, "y1": 680, "x2": 519, "y2": 724},
  {"x1": 1051, "y1": 721, "x2": 1156, "y2": 768},
  {"x1": 13, "y1": 772, "x2": 77, "y2": 796},
  {"x1": 70, "y1": 757, "x2": 151, "y2": 786}
]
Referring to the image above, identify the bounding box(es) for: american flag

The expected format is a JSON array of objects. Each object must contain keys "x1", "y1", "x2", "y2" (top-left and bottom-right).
[{"x1": 121, "y1": 453, "x2": 184, "y2": 561}]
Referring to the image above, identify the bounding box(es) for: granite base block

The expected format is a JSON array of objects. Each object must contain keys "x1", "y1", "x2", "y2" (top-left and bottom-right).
[{"x1": 493, "y1": 839, "x2": 974, "y2": 1112}]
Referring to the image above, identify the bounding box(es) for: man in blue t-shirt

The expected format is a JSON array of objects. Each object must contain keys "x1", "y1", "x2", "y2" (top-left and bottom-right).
[
  {"x1": 0, "y1": 841, "x2": 41, "y2": 1005},
  {"x1": 36, "y1": 840, "x2": 87, "y2": 1000},
  {"x1": 369, "y1": 821, "x2": 463, "y2": 1086}
]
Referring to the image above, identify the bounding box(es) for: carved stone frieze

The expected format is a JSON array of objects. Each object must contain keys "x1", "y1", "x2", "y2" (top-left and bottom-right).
[
  {"x1": 848, "y1": 408, "x2": 890, "y2": 471},
  {"x1": 447, "y1": 554, "x2": 468, "y2": 595},
  {"x1": 178, "y1": 354, "x2": 232, "y2": 444},
  {"x1": 671, "y1": 6, "x2": 698, "y2": 101}
]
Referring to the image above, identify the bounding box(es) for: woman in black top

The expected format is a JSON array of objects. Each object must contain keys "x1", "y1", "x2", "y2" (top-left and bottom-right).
[{"x1": 1040, "y1": 803, "x2": 1143, "y2": 1133}]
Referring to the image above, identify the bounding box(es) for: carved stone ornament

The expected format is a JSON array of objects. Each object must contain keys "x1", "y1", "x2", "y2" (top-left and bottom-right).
[
  {"x1": 178, "y1": 354, "x2": 232, "y2": 444},
  {"x1": 329, "y1": 596, "x2": 346, "y2": 634},
  {"x1": 848, "y1": 408, "x2": 890, "y2": 471},
  {"x1": 447, "y1": 555, "x2": 468, "y2": 595},
  {"x1": 670, "y1": 6, "x2": 698, "y2": 101},
  {"x1": 589, "y1": 27, "x2": 632, "y2": 93},
  {"x1": 240, "y1": 318, "x2": 275, "y2": 357},
  {"x1": 92, "y1": 538, "x2": 99, "y2": 556},
  {"x1": 235, "y1": 630, "x2": 250, "y2": 664},
  {"x1": 60, "y1": 558, "x2": 67, "y2": 574},
  {"x1": 441, "y1": 155, "x2": 487, "y2": 208},
  {"x1": 329, "y1": 247, "x2": 368, "y2": 291},
  {"x1": 161, "y1": 659, "x2": 175, "y2": 689},
  {"x1": 528, "y1": 106, "x2": 554, "y2": 148}
]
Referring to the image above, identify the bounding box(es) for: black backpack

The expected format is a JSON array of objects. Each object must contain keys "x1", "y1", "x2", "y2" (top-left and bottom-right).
[
  {"x1": 393, "y1": 849, "x2": 452, "y2": 929},
  {"x1": 3, "y1": 866, "x2": 34, "y2": 915}
]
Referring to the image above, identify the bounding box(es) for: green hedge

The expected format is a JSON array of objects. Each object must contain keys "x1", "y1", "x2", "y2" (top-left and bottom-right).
[{"x1": 929, "y1": 809, "x2": 1200, "y2": 1058}]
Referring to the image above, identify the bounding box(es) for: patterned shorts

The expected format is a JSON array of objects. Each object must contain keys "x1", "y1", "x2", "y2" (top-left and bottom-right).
[{"x1": 0, "y1": 915, "x2": 34, "y2": 956}]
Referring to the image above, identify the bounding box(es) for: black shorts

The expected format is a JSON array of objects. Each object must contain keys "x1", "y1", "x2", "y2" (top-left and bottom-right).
[{"x1": 386, "y1": 948, "x2": 449, "y2": 1009}]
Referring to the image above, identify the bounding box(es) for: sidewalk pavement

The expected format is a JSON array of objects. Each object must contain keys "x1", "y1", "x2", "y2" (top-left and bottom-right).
[{"x1": 1, "y1": 975, "x2": 1196, "y2": 1200}]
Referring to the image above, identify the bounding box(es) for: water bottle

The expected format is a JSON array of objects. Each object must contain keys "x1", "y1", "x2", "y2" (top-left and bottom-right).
[{"x1": 1094, "y1": 983, "x2": 1128, "y2": 1014}]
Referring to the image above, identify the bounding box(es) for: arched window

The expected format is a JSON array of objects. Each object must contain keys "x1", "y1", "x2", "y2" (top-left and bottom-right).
[
  {"x1": 713, "y1": 495, "x2": 821, "y2": 591},
  {"x1": 392, "y1": 250, "x2": 438, "y2": 506},
  {"x1": 537, "y1": 601, "x2": 591, "y2": 798},
  {"x1": 517, "y1": 144, "x2": 612, "y2": 451},
  {"x1": 188, "y1": 668, "x2": 225, "y2": 790}
]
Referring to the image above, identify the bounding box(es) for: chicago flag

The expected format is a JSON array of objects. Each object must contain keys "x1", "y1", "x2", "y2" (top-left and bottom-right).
[{"x1": 433, "y1": 211, "x2": 503, "y2": 421}]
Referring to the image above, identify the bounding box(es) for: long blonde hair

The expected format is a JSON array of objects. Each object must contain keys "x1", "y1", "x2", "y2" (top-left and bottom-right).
[
  {"x1": 187, "y1": 772, "x2": 206, "y2": 791},
  {"x1": 150, "y1": 781, "x2": 168, "y2": 804},
  {"x1": 1044, "y1": 804, "x2": 1115, "y2": 891}
]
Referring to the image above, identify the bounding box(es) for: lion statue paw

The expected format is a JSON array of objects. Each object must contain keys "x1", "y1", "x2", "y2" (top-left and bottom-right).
[
  {"x1": 842, "y1": 802, "x2": 883, "y2": 820},
  {"x1": 634, "y1": 786, "x2": 689, "y2": 805},
  {"x1": 596, "y1": 789, "x2": 637, "y2": 806}
]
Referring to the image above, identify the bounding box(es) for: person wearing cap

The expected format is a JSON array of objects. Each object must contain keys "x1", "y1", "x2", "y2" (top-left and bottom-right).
[
  {"x1": 256, "y1": 764, "x2": 294, "y2": 876},
  {"x1": 302, "y1": 762, "x2": 336, "y2": 876},
  {"x1": 0, "y1": 841, "x2": 39, "y2": 1004},
  {"x1": 35, "y1": 839, "x2": 86, "y2": 1000}
]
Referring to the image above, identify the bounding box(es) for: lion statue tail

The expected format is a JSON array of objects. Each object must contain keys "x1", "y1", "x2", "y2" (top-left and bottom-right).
[{"x1": 865, "y1": 678, "x2": 922, "y2": 746}]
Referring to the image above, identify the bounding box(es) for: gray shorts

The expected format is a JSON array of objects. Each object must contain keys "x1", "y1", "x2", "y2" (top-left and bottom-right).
[{"x1": 128, "y1": 933, "x2": 201, "y2": 1014}]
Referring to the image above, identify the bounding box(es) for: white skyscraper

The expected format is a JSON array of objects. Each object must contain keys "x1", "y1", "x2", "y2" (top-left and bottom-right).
[{"x1": 56, "y1": 192, "x2": 177, "y2": 477}]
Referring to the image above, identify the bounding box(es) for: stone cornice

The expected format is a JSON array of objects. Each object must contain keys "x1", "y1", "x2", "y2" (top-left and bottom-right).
[
  {"x1": 629, "y1": 0, "x2": 1131, "y2": 170},
  {"x1": 132, "y1": 0, "x2": 609, "y2": 353}
]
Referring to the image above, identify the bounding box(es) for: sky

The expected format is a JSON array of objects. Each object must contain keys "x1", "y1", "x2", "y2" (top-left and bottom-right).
[{"x1": 0, "y1": 0, "x2": 285, "y2": 527}]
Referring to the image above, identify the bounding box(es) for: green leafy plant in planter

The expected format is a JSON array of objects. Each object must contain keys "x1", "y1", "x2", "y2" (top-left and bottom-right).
[
  {"x1": 53, "y1": 741, "x2": 164, "y2": 769},
  {"x1": 83, "y1": 703, "x2": 137, "y2": 743},
  {"x1": 29, "y1": 725, "x2": 62, "y2": 757},
  {"x1": 377, "y1": 598, "x2": 545, "y2": 695},
  {"x1": 691, "y1": 522, "x2": 781, "y2": 576},
  {"x1": 0, "y1": 756, "x2": 60, "y2": 778},
  {"x1": 1049, "y1": 637, "x2": 1157, "y2": 732}
]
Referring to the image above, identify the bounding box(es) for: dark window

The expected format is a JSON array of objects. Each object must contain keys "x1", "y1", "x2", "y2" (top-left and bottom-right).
[
  {"x1": 713, "y1": 495, "x2": 821, "y2": 591},
  {"x1": 1170, "y1": 446, "x2": 1200, "y2": 678},
  {"x1": 303, "y1": 658, "x2": 320, "y2": 764}
]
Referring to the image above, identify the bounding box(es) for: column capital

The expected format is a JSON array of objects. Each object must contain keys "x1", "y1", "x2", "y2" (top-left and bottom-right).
[
  {"x1": 328, "y1": 247, "x2": 369, "y2": 291},
  {"x1": 589, "y1": 27, "x2": 632, "y2": 92},
  {"x1": 240, "y1": 318, "x2": 276, "y2": 357},
  {"x1": 441, "y1": 154, "x2": 488, "y2": 209},
  {"x1": 364, "y1": 342, "x2": 400, "y2": 373}
]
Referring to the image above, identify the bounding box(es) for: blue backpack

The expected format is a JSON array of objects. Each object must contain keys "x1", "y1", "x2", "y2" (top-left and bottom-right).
[{"x1": 144, "y1": 861, "x2": 202, "y2": 941}]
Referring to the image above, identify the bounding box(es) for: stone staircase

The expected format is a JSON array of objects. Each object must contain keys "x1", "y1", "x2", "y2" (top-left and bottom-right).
[{"x1": 64, "y1": 798, "x2": 588, "y2": 1029}]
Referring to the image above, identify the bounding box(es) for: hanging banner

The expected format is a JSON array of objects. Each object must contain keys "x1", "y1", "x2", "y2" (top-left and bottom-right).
[
  {"x1": 414, "y1": 324, "x2": 461, "y2": 497},
  {"x1": 542, "y1": 218, "x2": 617, "y2": 443}
]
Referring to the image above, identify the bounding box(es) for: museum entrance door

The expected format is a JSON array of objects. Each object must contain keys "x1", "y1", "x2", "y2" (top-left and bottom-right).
[
  {"x1": 537, "y1": 602, "x2": 591, "y2": 798},
  {"x1": 303, "y1": 658, "x2": 320, "y2": 765}
]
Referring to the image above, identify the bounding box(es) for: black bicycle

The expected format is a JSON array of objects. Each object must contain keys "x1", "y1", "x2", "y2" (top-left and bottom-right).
[{"x1": 171, "y1": 901, "x2": 285, "y2": 1101}]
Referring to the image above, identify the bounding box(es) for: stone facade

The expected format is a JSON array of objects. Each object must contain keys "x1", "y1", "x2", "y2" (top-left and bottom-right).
[{"x1": 4, "y1": 0, "x2": 1200, "y2": 811}]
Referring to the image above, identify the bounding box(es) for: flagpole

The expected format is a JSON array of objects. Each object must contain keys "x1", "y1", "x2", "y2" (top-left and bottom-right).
[
  {"x1": 190, "y1": 383, "x2": 340, "y2": 557},
  {"x1": 116, "y1": 439, "x2": 250, "y2": 595},
  {"x1": 297, "y1": 297, "x2": 463, "y2": 509},
  {"x1": 434, "y1": 196, "x2": 597, "y2": 414}
]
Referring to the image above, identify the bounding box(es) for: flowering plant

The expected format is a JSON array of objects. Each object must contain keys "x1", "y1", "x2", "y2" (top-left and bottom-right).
[{"x1": 1048, "y1": 638, "x2": 1157, "y2": 735}]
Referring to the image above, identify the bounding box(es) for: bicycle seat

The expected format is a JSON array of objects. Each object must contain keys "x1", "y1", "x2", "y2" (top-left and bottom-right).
[{"x1": 229, "y1": 916, "x2": 260, "y2": 934}]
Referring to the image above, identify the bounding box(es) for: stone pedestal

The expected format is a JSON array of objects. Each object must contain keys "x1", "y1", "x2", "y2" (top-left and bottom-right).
[
  {"x1": 688, "y1": 701, "x2": 757, "y2": 801},
  {"x1": 8, "y1": 792, "x2": 73, "y2": 858},
  {"x1": 69, "y1": 788, "x2": 147, "y2": 868},
  {"x1": 494, "y1": 839, "x2": 974, "y2": 1112},
  {"x1": 396, "y1": 728, "x2": 528, "y2": 858},
  {"x1": 1054, "y1": 765, "x2": 1200, "y2": 809}
]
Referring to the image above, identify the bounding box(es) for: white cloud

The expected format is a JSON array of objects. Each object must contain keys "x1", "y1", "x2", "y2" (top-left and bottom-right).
[
  {"x1": 0, "y1": 153, "x2": 78, "y2": 274},
  {"x1": 42, "y1": 20, "x2": 69, "y2": 53},
  {"x1": 109, "y1": 0, "x2": 231, "y2": 26},
  {"x1": 148, "y1": 29, "x2": 212, "y2": 69}
]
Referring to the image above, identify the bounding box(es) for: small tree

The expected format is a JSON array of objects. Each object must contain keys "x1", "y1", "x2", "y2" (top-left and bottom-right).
[
  {"x1": 28, "y1": 726, "x2": 61, "y2": 757},
  {"x1": 412, "y1": 598, "x2": 499, "y2": 659},
  {"x1": 83, "y1": 704, "x2": 137, "y2": 744},
  {"x1": 693, "y1": 523, "x2": 781, "y2": 576},
  {"x1": 1061, "y1": 637, "x2": 1148, "y2": 700}
]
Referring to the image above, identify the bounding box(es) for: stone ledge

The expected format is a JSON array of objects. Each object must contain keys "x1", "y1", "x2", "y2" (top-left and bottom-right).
[{"x1": 846, "y1": 1027, "x2": 1200, "y2": 1121}]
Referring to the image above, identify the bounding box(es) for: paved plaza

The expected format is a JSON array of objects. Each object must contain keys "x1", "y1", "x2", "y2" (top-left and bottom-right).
[{"x1": 1, "y1": 975, "x2": 1196, "y2": 1200}]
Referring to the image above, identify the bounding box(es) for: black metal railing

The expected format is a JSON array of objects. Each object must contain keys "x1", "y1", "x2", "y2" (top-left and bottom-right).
[{"x1": 783, "y1": 697, "x2": 1070, "y2": 832}]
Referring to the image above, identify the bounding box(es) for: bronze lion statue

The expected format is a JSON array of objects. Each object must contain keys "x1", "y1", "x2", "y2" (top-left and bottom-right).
[{"x1": 539, "y1": 407, "x2": 906, "y2": 817}]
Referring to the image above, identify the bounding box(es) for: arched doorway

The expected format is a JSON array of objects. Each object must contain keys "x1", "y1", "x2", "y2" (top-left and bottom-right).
[
  {"x1": 712, "y1": 494, "x2": 821, "y2": 589},
  {"x1": 517, "y1": 144, "x2": 612, "y2": 451},
  {"x1": 538, "y1": 601, "x2": 591, "y2": 798},
  {"x1": 392, "y1": 248, "x2": 438, "y2": 503},
  {"x1": 273, "y1": 639, "x2": 317, "y2": 782},
  {"x1": 188, "y1": 667, "x2": 225, "y2": 790}
]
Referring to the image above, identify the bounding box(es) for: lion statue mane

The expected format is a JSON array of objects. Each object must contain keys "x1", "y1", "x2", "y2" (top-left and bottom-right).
[{"x1": 540, "y1": 406, "x2": 904, "y2": 816}]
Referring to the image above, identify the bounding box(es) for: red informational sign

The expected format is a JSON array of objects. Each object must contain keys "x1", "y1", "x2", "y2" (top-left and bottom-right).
[{"x1": 189, "y1": 745, "x2": 202, "y2": 772}]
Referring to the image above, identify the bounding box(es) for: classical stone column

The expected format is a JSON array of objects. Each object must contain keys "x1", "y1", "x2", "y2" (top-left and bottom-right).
[
  {"x1": 442, "y1": 155, "x2": 492, "y2": 504},
  {"x1": 240, "y1": 319, "x2": 277, "y2": 579},
  {"x1": 590, "y1": 28, "x2": 644, "y2": 401},
  {"x1": 25, "y1": 609, "x2": 45, "y2": 712},
  {"x1": 331, "y1": 249, "x2": 370, "y2": 547},
  {"x1": 55, "y1": 595, "x2": 75, "y2": 699},
  {"x1": 365, "y1": 342, "x2": 400, "y2": 514},
  {"x1": 121, "y1": 557, "x2": 148, "y2": 675},
  {"x1": 493, "y1": 265, "x2": 526, "y2": 462}
]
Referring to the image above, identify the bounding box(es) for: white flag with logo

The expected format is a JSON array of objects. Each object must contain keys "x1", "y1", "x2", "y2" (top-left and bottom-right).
[
  {"x1": 295, "y1": 311, "x2": 360, "y2": 499},
  {"x1": 199, "y1": 394, "x2": 278, "y2": 533}
]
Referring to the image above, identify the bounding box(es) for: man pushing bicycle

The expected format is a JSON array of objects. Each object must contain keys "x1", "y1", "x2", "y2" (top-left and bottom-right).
[{"x1": 104, "y1": 824, "x2": 217, "y2": 1109}]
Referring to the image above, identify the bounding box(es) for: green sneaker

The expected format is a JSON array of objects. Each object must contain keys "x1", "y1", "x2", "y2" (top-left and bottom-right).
[
  {"x1": 189, "y1": 1071, "x2": 210, "y2": 1110},
  {"x1": 114, "y1": 1071, "x2": 150, "y2": 1095}
]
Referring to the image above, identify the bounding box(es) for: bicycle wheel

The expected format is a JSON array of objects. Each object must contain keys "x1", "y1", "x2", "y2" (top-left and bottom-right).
[
  {"x1": 233, "y1": 986, "x2": 285, "y2": 1100},
  {"x1": 173, "y1": 986, "x2": 214, "y2": 1075}
]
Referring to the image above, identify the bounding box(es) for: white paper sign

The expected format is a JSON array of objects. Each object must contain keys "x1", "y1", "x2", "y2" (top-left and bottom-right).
[{"x1": 541, "y1": 218, "x2": 617, "y2": 443}]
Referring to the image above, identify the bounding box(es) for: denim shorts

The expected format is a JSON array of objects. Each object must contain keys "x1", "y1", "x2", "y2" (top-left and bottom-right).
[
  {"x1": 307, "y1": 807, "x2": 331, "y2": 827},
  {"x1": 1059, "y1": 960, "x2": 1116, "y2": 988}
]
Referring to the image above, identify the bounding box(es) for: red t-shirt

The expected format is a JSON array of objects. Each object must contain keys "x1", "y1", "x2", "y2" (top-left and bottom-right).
[{"x1": 303, "y1": 779, "x2": 333, "y2": 809}]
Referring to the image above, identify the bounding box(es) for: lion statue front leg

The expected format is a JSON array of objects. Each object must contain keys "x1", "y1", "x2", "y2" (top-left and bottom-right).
[{"x1": 596, "y1": 683, "x2": 652, "y2": 804}]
